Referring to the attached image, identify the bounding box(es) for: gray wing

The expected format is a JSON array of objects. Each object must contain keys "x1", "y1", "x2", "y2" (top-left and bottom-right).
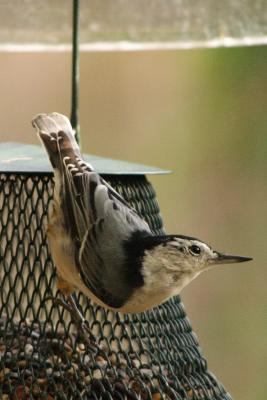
[{"x1": 63, "y1": 160, "x2": 151, "y2": 307}]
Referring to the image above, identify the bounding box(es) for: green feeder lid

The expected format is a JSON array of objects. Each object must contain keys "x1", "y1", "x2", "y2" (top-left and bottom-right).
[{"x1": 0, "y1": 142, "x2": 171, "y2": 175}]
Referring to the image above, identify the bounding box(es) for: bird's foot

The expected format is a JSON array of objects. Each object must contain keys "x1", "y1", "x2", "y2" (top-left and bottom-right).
[{"x1": 53, "y1": 294, "x2": 98, "y2": 353}]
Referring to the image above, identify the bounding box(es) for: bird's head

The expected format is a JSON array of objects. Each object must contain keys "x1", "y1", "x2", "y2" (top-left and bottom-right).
[
  {"x1": 124, "y1": 232, "x2": 252, "y2": 308},
  {"x1": 160, "y1": 235, "x2": 252, "y2": 273},
  {"x1": 140, "y1": 234, "x2": 252, "y2": 290}
]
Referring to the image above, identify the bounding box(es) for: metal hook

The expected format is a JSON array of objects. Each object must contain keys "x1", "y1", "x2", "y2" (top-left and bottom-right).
[{"x1": 70, "y1": 0, "x2": 81, "y2": 146}]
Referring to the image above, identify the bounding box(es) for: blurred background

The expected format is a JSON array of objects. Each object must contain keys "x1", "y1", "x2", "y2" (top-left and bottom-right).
[{"x1": 0, "y1": 45, "x2": 266, "y2": 399}]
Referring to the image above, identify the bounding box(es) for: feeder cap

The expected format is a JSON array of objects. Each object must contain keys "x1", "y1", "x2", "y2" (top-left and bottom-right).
[{"x1": 0, "y1": 142, "x2": 171, "y2": 175}]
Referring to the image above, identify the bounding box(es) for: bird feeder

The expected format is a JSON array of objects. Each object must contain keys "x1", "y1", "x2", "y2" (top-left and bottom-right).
[
  {"x1": 0, "y1": 147, "x2": 231, "y2": 399},
  {"x1": 0, "y1": 1, "x2": 263, "y2": 398}
]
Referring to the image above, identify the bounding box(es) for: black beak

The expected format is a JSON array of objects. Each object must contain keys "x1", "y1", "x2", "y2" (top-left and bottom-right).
[{"x1": 214, "y1": 252, "x2": 253, "y2": 265}]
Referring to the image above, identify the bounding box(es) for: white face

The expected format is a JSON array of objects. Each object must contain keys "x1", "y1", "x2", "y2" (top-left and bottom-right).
[
  {"x1": 141, "y1": 235, "x2": 251, "y2": 302},
  {"x1": 164, "y1": 237, "x2": 218, "y2": 273},
  {"x1": 141, "y1": 237, "x2": 219, "y2": 299}
]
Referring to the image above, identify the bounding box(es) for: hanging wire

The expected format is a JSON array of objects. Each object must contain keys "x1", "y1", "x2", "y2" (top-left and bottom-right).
[{"x1": 70, "y1": 0, "x2": 80, "y2": 145}]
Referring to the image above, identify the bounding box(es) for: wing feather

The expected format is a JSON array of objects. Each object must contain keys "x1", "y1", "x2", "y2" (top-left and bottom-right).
[
  {"x1": 33, "y1": 113, "x2": 151, "y2": 307},
  {"x1": 61, "y1": 158, "x2": 151, "y2": 307}
]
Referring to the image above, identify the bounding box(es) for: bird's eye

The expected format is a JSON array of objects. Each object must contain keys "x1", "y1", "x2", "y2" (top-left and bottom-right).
[{"x1": 189, "y1": 245, "x2": 201, "y2": 255}]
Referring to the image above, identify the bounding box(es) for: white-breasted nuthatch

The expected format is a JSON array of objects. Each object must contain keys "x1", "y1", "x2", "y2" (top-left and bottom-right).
[{"x1": 32, "y1": 113, "x2": 252, "y2": 325}]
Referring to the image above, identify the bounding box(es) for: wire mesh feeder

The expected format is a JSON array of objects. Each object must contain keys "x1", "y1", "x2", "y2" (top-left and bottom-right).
[{"x1": 0, "y1": 143, "x2": 232, "y2": 400}]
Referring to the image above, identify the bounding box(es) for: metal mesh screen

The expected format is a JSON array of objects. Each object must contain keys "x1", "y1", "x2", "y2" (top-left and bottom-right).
[{"x1": 0, "y1": 172, "x2": 232, "y2": 400}]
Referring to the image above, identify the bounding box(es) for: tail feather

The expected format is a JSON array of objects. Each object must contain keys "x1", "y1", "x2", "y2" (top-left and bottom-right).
[{"x1": 32, "y1": 113, "x2": 81, "y2": 170}]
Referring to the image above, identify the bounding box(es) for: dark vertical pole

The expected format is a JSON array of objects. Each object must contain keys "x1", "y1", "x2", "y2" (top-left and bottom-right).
[{"x1": 71, "y1": 0, "x2": 81, "y2": 145}]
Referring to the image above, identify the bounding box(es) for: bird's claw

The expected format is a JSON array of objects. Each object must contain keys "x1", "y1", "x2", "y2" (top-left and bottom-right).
[
  {"x1": 49, "y1": 294, "x2": 98, "y2": 352},
  {"x1": 52, "y1": 297, "x2": 73, "y2": 314}
]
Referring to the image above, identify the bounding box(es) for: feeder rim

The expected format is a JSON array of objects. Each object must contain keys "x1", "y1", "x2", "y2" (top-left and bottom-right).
[{"x1": 0, "y1": 142, "x2": 171, "y2": 175}]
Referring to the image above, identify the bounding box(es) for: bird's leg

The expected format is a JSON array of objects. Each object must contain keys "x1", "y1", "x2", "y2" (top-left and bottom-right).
[
  {"x1": 54, "y1": 294, "x2": 98, "y2": 352},
  {"x1": 68, "y1": 294, "x2": 96, "y2": 343},
  {"x1": 52, "y1": 277, "x2": 98, "y2": 351}
]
